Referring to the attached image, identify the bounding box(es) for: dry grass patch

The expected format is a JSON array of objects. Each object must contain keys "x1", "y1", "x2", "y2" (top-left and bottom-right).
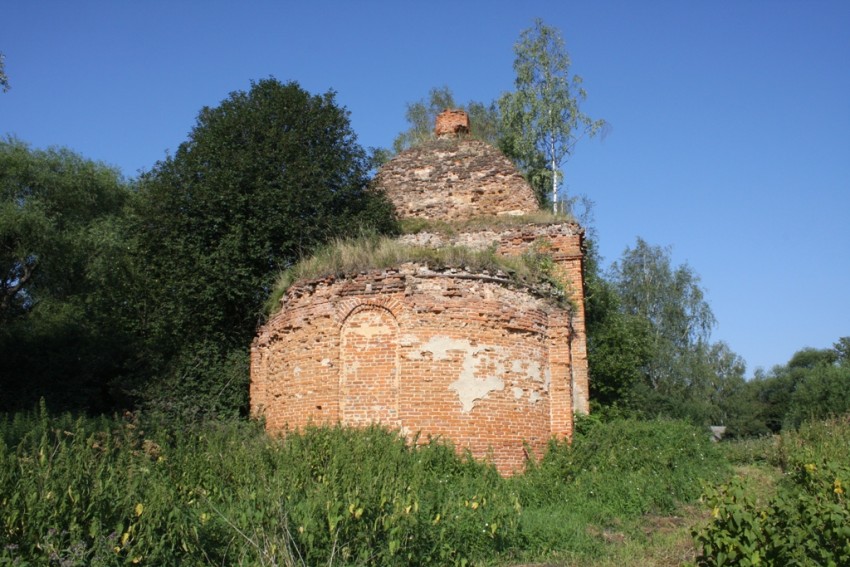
[{"x1": 264, "y1": 235, "x2": 568, "y2": 315}]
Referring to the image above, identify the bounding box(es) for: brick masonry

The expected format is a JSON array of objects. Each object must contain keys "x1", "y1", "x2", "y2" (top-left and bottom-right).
[
  {"x1": 435, "y1": 109, "x2": 470, "y2": 137},
  {"x1": 372, "y1": 137, "x2": 538, "y2": 221},
  {"x1": 251, "y1": 111, "x2": 588, "y2": 475}
]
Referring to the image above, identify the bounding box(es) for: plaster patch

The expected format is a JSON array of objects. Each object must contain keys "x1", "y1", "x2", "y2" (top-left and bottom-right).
[
  {"x1": 529, "y1": 391, "x2": 541, "y2": 404},
  {"x1": 451, "y1": 374, "x2": 505, "y2": 412},
  {"x1": 526, "y1": 361, "x2": 543, "y2": 382},
  {"x1": 512, "y1": 387, "x2": 524, "y2": 400},
  {"x1": 511, "y1": 359, "x2": 543, "y2": 382},
  {"x1": 411, "y1": 335, "x2": 468, "y2": 361}
]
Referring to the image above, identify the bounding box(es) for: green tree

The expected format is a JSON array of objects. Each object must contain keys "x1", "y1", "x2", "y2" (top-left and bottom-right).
[
  {"x1": 834, "y1": 336, "x2": 850, "y2": 365},
  {"x1": 584, "y1": 241, "x2": 654, "y2": 410},
  {"x1": 0, "y1": 139, "x2": 128, "y2": 322},
  {"x1": 498, "y1": 19, "x2": 606, "y2": 212},
  {"x1": 392, "y1": 86, "x2": 457, "y2": 153},
  {"x1": 780, "y1": 341, "x2": 850, "y2": 429},
  {"x1": 604, "y1": 237, "x2": 750, "y2": 425},
  {"x1": 723, "y1": 339, "x2": 850, "y2": 436},
  {"x1": 610, "y1": 238, "x2": 716, "y2": 392},
  {"x1": 0, "y1": 138, "x2": 133, "y2": 411},
  {"x1": 785, "y1": 363, "x2": 850, "y2": 428},
  {"x1": 132, "y1": 78, "x2": 396, "y2": 417}
]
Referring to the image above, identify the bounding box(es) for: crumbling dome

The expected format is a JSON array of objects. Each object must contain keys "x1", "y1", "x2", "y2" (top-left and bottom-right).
[{"x1": 251, "y1": 110, "x2": 588, "y2": 474}]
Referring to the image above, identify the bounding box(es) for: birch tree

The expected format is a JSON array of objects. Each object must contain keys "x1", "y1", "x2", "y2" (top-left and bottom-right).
[{"x1": 499, "y1": 19, "x2": 606, "y2": 212}]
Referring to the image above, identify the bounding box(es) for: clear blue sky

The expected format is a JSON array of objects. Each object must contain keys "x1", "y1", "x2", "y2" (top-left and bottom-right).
[{"x1": 2, "y1": 1, "x2": 848, "y2": 375}]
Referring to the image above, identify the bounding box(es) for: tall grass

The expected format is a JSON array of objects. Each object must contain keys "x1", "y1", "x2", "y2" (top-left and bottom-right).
[
  {"x1": 510, "y1": 419, "x2": 727, "y2": 562},
  {"x1": 264, "y1": 235, "x2": 568, "y2": 316},
  {"x1": 1, "y1": 407, "x2": 726, "y2": 566}
]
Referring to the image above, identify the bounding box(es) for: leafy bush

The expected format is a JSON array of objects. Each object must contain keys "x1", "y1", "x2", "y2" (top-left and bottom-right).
[
  {"x1": 784, "y1": 364, "x2": 850, "y2": 429},
  {"x1": 695, "y1": 416, "x2": 850, "y2": 566},
  {"x1": 520, "y1": 419, "x2": 725, "y2": 513},
  {"x1": 0, "y1": 410, "x2": 730, "y2": 565}
]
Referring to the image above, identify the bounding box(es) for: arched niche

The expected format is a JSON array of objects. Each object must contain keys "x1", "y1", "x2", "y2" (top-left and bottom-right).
[{"x1": 339, "y1": 305, "x2": 400, "y2": 427}]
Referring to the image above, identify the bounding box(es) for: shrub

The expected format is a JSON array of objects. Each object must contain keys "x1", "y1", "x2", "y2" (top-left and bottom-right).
[{"x1": 694, "y1": 416, "x2": 850, "y2": 566}]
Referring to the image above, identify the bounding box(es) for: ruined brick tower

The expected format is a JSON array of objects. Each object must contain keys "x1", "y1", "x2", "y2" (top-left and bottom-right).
[{"x1": 250, "y1": 110, "x2": 588, "y2": 474}]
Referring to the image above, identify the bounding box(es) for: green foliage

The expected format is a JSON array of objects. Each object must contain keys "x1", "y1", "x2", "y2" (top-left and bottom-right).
[
  {"x1": 695, "y1": 416, "x2": 850, "y2": 566},
  {"x1": 0, "y1": 139, "x2": 134, "y2": 412},
  {"x1": 725, "y1": 338, "x2": 850, "y2": 436},
  {"x1": 600, "y1": 237, "x2": 750, "y2": 427},
  {"x1": 512, "y1": 418, "x2": 726, "y2": 560},
  {"x1": 785, "y1": 363, "x2": 850, "y2": 429},
  {"x1": 584, "y1": 241, "x2": 654, "y2": 409},
  {"x1": 0, "y1": 410, "x2": 731, "y2": 566},
  {"x1": 611, "y1": 238, "x2": 715, "y2": 360},
  {"x1": 587, "y1": 236, "x2": 750, "y2": 428},
  {"x1": 0, "y1": 409, "x2": 520, "y2": 566},
  {"x1": 498, "y1": 19, "x2": 606, "y2": 211},
  {"x1": 131, "y1": 78, "x2": 397, "y2": 417}
]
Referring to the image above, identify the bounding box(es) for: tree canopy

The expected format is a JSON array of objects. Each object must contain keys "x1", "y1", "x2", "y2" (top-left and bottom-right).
[
  {"x1": 0, "y1": 139, "x2": 128, "y2": 323},
  {"x1": 131, "y1": 78, "x2": 396, "y2": 416},
  {"x1": 585, "y1": 237, "x2": 751, "y2": 426},
  {"x1": 0, "y1": 139, "x2": 132, "y2": 411},
  {"x1": 498, "y1": 19, "x2": 606, "y2": 212}
]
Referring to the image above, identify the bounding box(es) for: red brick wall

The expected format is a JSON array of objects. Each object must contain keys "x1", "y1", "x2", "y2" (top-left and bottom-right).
[
  {"x1": 251, "y1": 266, "x2": 573, "y2": 475},
  {"x1": 434, "y1": 109, "x2": 470, "y2": 137},
  {"x1": 398, "y1": 222, "x2": 589, "y2": 414},
  {"x1": 373, "y1": 138, "x2": 539, "y2": 221}
]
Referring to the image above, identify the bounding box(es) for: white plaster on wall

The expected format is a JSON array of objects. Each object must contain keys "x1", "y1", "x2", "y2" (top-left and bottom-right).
[{"x1": 408, "y1": 335, "x2": 509, "y2": 413}]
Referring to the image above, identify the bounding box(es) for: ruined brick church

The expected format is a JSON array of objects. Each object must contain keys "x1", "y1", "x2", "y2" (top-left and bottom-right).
[{"x1": 250, "y1": 110, "x2": 588, "y2": 474}]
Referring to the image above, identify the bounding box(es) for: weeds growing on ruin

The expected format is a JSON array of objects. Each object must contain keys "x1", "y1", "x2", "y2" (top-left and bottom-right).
[{"x1": 264, "y1": 234, "x2": 570, "y2": 316}]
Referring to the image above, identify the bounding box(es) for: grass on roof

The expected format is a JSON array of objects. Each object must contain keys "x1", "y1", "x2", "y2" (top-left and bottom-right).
[
  {"x1": 264, "y1": 235, "x2": 569, "y2": 316},
  {"x1": 398, "y1": 211, "x2": 576, "y2": 236}
]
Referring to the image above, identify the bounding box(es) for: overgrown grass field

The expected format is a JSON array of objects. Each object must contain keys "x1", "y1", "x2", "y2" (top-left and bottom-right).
[{"x1": 0, "y1": 407, "x2": 727, "y2": 566}]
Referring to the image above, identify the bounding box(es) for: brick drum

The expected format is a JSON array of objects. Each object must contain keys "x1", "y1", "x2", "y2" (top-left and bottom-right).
[{"x1": 251, "y1": 110, "x2": 588, "y2": 475}]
